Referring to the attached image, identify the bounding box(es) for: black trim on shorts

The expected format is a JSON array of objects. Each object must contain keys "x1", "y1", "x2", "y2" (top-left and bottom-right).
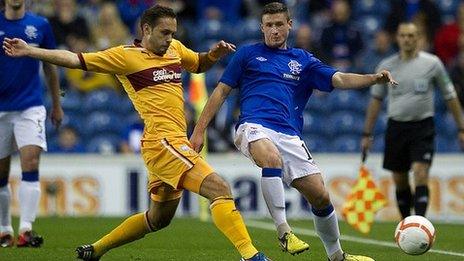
[{"x1": 301, "y1": 143, "x2": 312, "y2": 160}]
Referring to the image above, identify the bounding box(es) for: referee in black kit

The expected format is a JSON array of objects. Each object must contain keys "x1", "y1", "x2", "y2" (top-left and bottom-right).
[{"x1": 361, "y1": 23, "x2": 464, "y2": 219}]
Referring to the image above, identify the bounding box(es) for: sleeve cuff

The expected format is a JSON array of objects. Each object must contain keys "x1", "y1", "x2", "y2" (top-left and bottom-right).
[{"x1": 77, "y1": 53, "x2": 88, "y2": 71}]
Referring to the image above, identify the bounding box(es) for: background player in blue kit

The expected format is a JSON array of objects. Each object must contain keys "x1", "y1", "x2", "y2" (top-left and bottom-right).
[
  {"x1": 190, "y1": 2, "x2": 396, "y2": 261},
  {"x1": 0, "y1": 0, "x2": 63, "y2": 247}
]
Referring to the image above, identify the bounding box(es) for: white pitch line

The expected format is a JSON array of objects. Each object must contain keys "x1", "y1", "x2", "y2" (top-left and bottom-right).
[{"x1": 247, "y1": 220, "x2": 464, "y2": 258}]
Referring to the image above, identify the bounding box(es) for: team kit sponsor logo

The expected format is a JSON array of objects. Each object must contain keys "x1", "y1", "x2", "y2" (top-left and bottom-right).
[
  {"x1": 127, "y1": 64, "x2": 182, "y2": 91},
  {"x1": 152, "y1": 68, "x2": 182, "y2": 83}
]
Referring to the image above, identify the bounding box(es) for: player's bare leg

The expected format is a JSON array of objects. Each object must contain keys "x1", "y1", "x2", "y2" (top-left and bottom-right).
[
  {"x1": 392, "y1": 171, "x2": 411, "y2": 219},
  {"x1": 0, "y1": 156, "x2": 14, "y2": 247},
  {"x1": 412, "y1": 162, "x2": 430, "y2": 216},
  {"x1": 16, "y1": 145, "x2": 43, "y2": 247},
  {"x1": 249, "y1": 138, "x2": 309, "y2": 255},
  {"x1": 292, "y1": 174, "x2": 373, "y2": 261}
]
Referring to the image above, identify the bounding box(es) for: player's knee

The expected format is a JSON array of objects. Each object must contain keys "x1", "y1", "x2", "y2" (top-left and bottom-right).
[
  {"x1": 212, "y1": 177, "x2": 231, "y2": 197},
  {"x1": 262, "y1": 152, "x2": 282, "y2": 168},
  {"x1": 312, "y1": 191, "x2": 331, "y2": 209},
  {"x1": 200, "y1": 174, "x2": 231, "y2": 200}
]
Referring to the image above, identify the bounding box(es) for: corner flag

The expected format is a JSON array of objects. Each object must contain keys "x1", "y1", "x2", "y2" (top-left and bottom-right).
[{"x1": 342, "y1": 164, "x2": 387, "y2": 234}]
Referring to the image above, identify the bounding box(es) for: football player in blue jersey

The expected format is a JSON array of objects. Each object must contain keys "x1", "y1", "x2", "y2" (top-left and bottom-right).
[
  {"x1": 0, "y1": 0, "x2": 63, "y2": 247},
  {"x1": 190, "y1": 2, "x2": 396, "y2": 261}
]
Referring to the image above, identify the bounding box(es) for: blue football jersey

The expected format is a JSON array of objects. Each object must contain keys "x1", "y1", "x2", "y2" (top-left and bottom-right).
[
  {"x1": 0, "y1": 11, "x2": 56, "y2": 111},
  {"x1": 220, "y1": 43, "x2": 336, "y2": 136}
]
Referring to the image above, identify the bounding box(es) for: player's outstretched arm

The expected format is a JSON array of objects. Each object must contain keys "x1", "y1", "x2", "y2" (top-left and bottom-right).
[
  {"x1": 190, "y1": 82, "x2": 232, "y2": 152},
  {"x1": 3, "y1": 37, "x2": 81, "y2": 69},
  {"x1": 332, "y1": 70, "x2": 398, "y2": 89},
  {"x1": 197, "y1": 40, "x2": 236, "y2": 73}
]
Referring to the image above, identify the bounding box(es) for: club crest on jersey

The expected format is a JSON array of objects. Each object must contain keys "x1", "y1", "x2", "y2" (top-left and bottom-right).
[
  {"x1": 283, "y1": 60, "x2": 302, "y2": 81},
  {"x1": 288, "y1": 60, "x2": 302, "y2": 75},
  {"x1": 25, "y1": 25, "x2": 38, "y2": 39}
]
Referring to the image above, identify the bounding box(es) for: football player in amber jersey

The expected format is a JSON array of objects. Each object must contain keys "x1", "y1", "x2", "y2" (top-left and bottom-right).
[{"x1": 3, "y1": 5, "x2": 272, "y2": 261}]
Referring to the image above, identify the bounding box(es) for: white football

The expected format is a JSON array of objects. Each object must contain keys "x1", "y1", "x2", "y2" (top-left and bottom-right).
[{"x1": 394, "y1": 215, "x2": 436, "y2": 255}]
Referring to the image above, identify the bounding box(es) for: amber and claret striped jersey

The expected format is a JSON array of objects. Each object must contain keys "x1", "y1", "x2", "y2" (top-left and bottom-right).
[{"x1": 78, "y1": 39, "x2": 199, "y2": 140}]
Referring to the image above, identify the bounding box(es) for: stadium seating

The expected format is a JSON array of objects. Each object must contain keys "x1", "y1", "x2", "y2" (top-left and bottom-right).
[
  {"x1": 60, "y1": 89, "x2": 83, "y2": 114},
  {"x1": 86, "y1": 134, "x2": 121, "y2": 154},
  {"x1": 302, "y1": 112, "x2": 327, "y2": 137},
  {"x1": 352, "y1": 0, "x2": 391, "y2": 17},
  {"x1": 327, "y1": 111, "x2": 364, "y2": 136},
  {"x1": 81, "y1": 111, "x2": 124, "y2": 139},
  {"x1": 41, "y1": 1, "x2": 462, "y2": 153},
  {"x1": 435, "y1": 111, "x2": 458, "y2": 137},
  {"x1": 331, "y1": 135, "x2": 361, "y2": 153},
  {"x1": 436, "y1": 0, "x2": 461, "y2": 24},
  {"x1": 81, "y1": 87, "x2": 121, "y2": 113},
  {"x1": 305, "y1": 93, "x2": 332, "y2": 114},
  {"x1": 303, "y1": 135, "x2": 329, "y2": 153},
  {"x1": 327, "y1": 90, "x2": 367, "y2": 114}
]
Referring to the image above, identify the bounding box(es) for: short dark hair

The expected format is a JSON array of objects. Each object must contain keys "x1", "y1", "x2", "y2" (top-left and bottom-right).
[
  {"x1": 261, "y1": 2, "x2": 290, "y2": 20},
  {"x1": 140, "y1": 5, "x2": 176, "y2": 30}
]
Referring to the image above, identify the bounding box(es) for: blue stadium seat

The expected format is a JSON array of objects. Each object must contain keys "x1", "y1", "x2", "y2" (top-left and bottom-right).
[
  {"x1": 303, "y1": 135, "x2": 329, "y2": 153},
  {"x1": 372, "y1": 134, "x2": 385, "y2": 153},
  {"x1": 234, "y1": 18, "x2": 262, "y2": 44},
  {"x1": 352, "y1": 0, "x2": 391, "y2": 17},
  {"x1": 305, "y1": 92, "x2": 331, "y2": 114},
  {"x1": 192, "y1": 20, "x2": 234, "y2": 51},
  {"x1": 302, "y1": 112, "x2": 327, "y2": 137},
  {"x1": 117, "y1": 95, "x2": 135, "y2": 115},
  {"x1": 328, "y1": 111, "x2": 364, "y2": 136},
  {"x1": 124, "y1": 112, "x2": 143, "y2": 127},
  {"x1": 205, "y1": 66, "x2": 223, "y2": 92},
  {"x1": 373, "y1": 112, "x2": 387, "y2": 135},
  {"x1": 434, "y1": 90, "x2": 447, "y2": 114},
  {"x1": 331, "y1": 135, "x2": 361, "y2": 153},
  {"x1": 82, "y1": 88, "x2": 121, "y2": 113},
  {"x1": 61, "y1": 89, "x2": 83, "y2": 113},
  {"x1": 45, "y1": 112, "x2": 84, "y2": 139},
  {"x1": 435, "y1": 112, "x2": 458, "y2": 137},
  {"x1": 436, "y1": 0, "x2": 461, "y2": 24},
  {"x1": 436, "y1": 134, "x2": 459, "y2": 153},
  {"x1": 86, "y1": 134, "x2": 121, "y2": 154},
  {"x1": 357, "y1": 15, "x2": 384, "y2": 38},
  {"x1": 328, "y1": 90, "x2": 367, "y2": 114},
  {"x1": 82, "y1": 111, "x2": 123, "y2": 138}
]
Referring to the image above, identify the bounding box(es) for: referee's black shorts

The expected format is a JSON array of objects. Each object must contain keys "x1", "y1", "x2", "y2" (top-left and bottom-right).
[{"x1": 383, "y1": 117, "x2": 435, "y2": 172}]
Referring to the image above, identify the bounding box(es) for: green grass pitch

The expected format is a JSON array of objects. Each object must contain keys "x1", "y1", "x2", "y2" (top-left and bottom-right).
[{"x1": 0, "y1": 217, "x2": 463, "y2": 260}]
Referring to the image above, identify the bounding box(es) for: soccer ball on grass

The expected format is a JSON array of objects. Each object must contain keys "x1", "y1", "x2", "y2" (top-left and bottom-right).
[{"x1": 394, "y1": 215, "x2": 436, "y2": 255}]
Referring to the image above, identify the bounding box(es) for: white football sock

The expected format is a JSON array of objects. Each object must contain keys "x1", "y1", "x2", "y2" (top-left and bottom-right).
[
  {"x1": 19, "y1": 181, "x2": 41, "y2": 233},
  {"x1": 0, "y1": 185, "x2": 13, "y2": 234},
  {"x1": 261, "y1": 176, "x2": 290, "y2": 238},
  {"x1": 313, "y1": 209, "x2": 343, "y2": 260}
]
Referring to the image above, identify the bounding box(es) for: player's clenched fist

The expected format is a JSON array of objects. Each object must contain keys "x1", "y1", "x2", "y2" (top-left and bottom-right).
[{"x1": 207, "y1": 40, "x2": 236, "y2": 61}]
